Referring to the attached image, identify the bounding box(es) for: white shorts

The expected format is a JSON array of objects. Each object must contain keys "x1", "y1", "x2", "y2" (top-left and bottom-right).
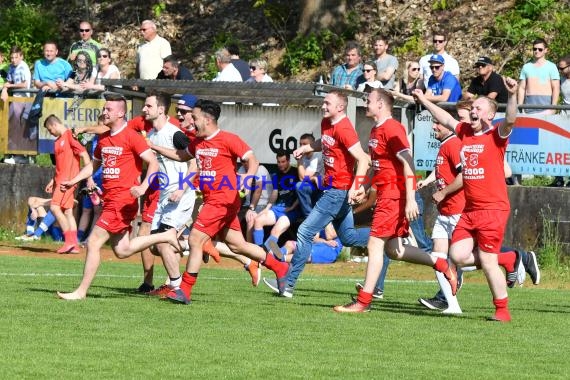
[
  {"x1": 151, "y1": 190, "x2": 196, "y2": 231},
  {"x1": 431, "y1": 213, "x2": 461, "y2": 240}
]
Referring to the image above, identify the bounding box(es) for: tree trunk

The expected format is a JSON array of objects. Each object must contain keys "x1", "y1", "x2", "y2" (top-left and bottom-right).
[{"x1": 297, "y1": 0, "x2": 348, "y2": 35}]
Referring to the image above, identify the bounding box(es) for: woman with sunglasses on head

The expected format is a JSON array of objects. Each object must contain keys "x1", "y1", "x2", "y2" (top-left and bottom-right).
[
  {"x1": 356, "y1": 61, "x2": 382, "y2": 92},
  {"x1": 83, "y1": 48, "x2": 121, "y2": 91},
  {"x1": 56, "y1": 50, "x2": 96, "y2": 92},
  {"x1": 390, "y1": 60, "x2": 425, "y2": 102}
]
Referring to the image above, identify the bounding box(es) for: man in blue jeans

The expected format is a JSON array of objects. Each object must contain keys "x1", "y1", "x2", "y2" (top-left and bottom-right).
[{"x1": 263, "y1": 91, "x2": 371, "y2": 297}]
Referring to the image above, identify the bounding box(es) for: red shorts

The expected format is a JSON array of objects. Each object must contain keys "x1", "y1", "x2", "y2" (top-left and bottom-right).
[
  {"x1": 96, "y1": 200, "x2": 139, "y2": 234},
  {"x1": 141, "y1": 188, "x2": 160, "y2": 223},
  {"x1": 51, "y1": 184, "x2": 77, "y2": 210},
  {"x1": 370, "y1": 197, "x2": 409, "y2": 239},
  {"x1": 193, "y1": 198, "x2": 241, "y2": 238},
  {"x1": 451, "y1": 209, "x2": 510, "y2": 254}
]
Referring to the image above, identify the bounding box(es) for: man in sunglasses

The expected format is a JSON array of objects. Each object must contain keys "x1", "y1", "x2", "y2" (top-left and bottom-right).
[
  {"x1": 518, "y1": 38, "x2": 560, "y2": 115},
  {"x1": 424, "y1": 54, "x2": 462, "y2": 103},
  {"x1": 68, "y1": 20, "x2": 101, "y2": 65},
  {"x1": 419, "y1": 31, "x2": 460, "y2": 87},
  {"x1": 465, "y1": 57, "x2": 508, "y2": 103}
]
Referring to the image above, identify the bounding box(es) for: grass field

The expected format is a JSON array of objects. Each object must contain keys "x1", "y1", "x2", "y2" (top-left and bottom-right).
[{"x1": 0, "y1": 252, "x2": 568, "y2": 379}]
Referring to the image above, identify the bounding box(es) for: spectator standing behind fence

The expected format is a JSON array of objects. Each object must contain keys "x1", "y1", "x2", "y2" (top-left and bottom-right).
[
  {"x1": 212, "y1": 48, "x2": 242, "y2": 82},
  {"x1": 464, "y1": 57, "x2": 508, "y2": 103},
  {"x1": 156, "y1": 55, "x2": 193, "y2": 80},
  {"x1": 331, "y1": 41, "x2": 364, "y2": 90},
  {"x1": 2, "y1": 46, "x2": 31, "y2": 101},
  {"x1": 57, "y1": 51, "x2": 96, "y2": 92},
  {"x1": 33, "y1": 41, "x2": 73, "y2": 91},
  {"x1": 356, "y1": 61, "x2": 382, "y2": 92},
  {"x1": 391, "y1": 60, "x2": 424, "y2": 102},
  {"x1": 83, "y1": 48, "x2": 121, "y2": 92},
  {"x1": 419, "y1": 31, "x2": 460, "y2": 88},
  {"x1": 424, "y1": 55, "x2": 462, "y2": 103},
  {"x1": 136, "y1": 20, "x2": 172, "y2": 79},
  {"x1": 68, "y1": 21, "x2": 101, "y2": 65},
  {"x1": 227, "y1": 44, "x2": 251, "y2": 81},
  {"x1": 246, "y1": 58, "x2": 273, "y2": 83},
  {"x1": 518, "y1": 38, "x2": 559, "y2": 115},
  {"x1": 548, "y1": 55, "x2": 570, "y2": 187},
  {"x1": 372, "y1": 36, "x2": 398, "y2": 90}
]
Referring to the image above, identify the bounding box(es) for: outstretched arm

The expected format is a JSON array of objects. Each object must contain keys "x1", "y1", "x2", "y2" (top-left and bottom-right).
[
  {"x1": 412, "y1": 89, "x2": 459, "y2": 132},
  {"x1": 499, "y1": 77, "x2": 519, "y2": 137}
]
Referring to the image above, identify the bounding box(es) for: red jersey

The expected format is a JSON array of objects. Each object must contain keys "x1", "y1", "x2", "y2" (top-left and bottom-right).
[
  {"x1": 456, "y1": 122, "x2": 509, "y2": 212},
  {"x1": 321, "y1": 116, "x2": 361, "y2": 189},
  {"x1": 187, "y1": 129, "x2": 252, "y2": 205},
  {"x1": 127, "y1": 115, "x2": 180, "y2": 134},
  {"x1": 94, "y1": 123, "x2": 152, "y2": 205},
  {"x1": 435, "y1": 134, "x2": 465, "y2": 215},
  {"x1": 369, "y1": 118, "x2": 410, "y2": 199},
  {"x1": 54, "y1": 129, "x2": 86, "y2": 183}
]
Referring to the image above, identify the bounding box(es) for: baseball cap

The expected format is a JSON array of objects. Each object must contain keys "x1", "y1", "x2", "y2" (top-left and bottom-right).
[
  {"x1": 428, "y1": 54, "x2": 445, "y2": 64},
  {"x1": 177, "y1": 94, "x2": 198, "y2": 108},
  {"x1": 474, "y1": 56, "x2": 493, "y2": 66}
]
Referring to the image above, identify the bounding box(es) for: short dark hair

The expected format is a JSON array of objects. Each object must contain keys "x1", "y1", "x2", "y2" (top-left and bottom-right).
[
  {"x1": 299, "y1": 133, "x2": 315, "y2": 142},
  {"x1": 227, "y1": 44, "x2": 240, "y2": 56},
  {"x1": 344, "y1": 40, "x2": 361, "y2": 55},
  {"x1": 195, "y1": 99, "x2": 221, "y2": 121},
  {"x1": 533, "y1": 38, "x2": 548, "y2": 48},
  {"x1": 146, "y1": 90, "x2": 171, "y2": 111},
  {"x1": 104, "y1": 93, "x2": 127, "y2": 112},
  {"x1": 9, "y1": 46, "x2": 23, "y2": 55},
  {"x1": 432, "y1": 30, "x2": 448, "y2": 40},
  {"x1": 369, "y1": 88, "x2": 394, "y2": 110},
  {"x1": 44, "y1": 40, "x2": 58, "y2": 49},
  {"x1": 43, "y1": 114, "x2": 61, "y2": 128},
  {"x1": 276, "y1": 150, "x2": 289, "y2": 161},
  {"x1": 373, "y1": 35, "x2": 389, "y2": 44}
]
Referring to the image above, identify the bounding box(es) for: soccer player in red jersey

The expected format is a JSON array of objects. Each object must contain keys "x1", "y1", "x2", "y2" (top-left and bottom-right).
[
  {"x1": 334, "y1": 88, "x2": 457, "y2": 313},
  {"x1": 413, "y1": 77, "x2": 520, "y2": 321},
  {"x1": 43, "y1": 115, "x2": 91, "y2": 254},
  {"x1": 56, "y1": 94, "x2": 182, "y2": 300},
  {"x1": 151, "y1": 99, "x2": 289, "y2": 304}
]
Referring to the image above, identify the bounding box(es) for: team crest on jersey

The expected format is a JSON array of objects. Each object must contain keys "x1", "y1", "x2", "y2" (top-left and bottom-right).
[
  {"x1": 369, "y1": 139, "x2": 378, "y2": 149},
  {"x1": 321, "y1": 135, "x2": 335, "y2": 147}
]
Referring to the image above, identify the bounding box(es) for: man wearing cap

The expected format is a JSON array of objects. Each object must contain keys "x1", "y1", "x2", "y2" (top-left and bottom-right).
[
  {"x1": 419, "y1": 31, "x2": 460, "y2": 87},
  {"x1": 425, "y1": 54, "x2": 462, "y2": 103},
  {"x1": 465, "y1": 57, "x2": 508, "y2": 103}
]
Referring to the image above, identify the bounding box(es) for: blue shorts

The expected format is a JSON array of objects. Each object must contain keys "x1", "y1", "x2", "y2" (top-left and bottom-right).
[
  {"x1": 272, "y1": 204, "x2": 299, "y2": 223},
  {"x1": 310, "y1": 238, "x2": 342, "y2": 264}
]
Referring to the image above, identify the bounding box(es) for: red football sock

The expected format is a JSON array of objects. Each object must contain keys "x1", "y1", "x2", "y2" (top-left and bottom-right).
[
  {"x1": 262, "y1": 252, "x2": 288, "y2": 278},
  {"x1": 356, "y1": 289, "x2": 373, "y2": 306},
  {"x1": 63, "y1": 230, "x2": 73, "y2": 246},
  {"x1": 179, "y1": 272, "x2": 197, "y2": 299},
  {"x1": 69, "y1": 230, "x2": 78, "y2": 245},
  {"x1": 493, "y1": 297, "x2": 511, "y2": 322},
  {"x1": 433, "y1": 257, "x2": 449, "y2": 273},
  {"x1": 498, "y1": 251, "x2": 516, "y2": 272}
]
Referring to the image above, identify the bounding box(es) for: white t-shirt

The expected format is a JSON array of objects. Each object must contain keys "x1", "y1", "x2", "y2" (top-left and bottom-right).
[
  {"x1": 137, "y1": 36, "x2": 172, "y2": 79},
  {"x1": 213, "y1": 63, "x2": 243, "y2": 82},
  {"x1": 238, "y1": 164, "x2": 272, "y2": 207},
  {"x1": 96, "y1": 64, "x2": 121, "y2": 79},
  {"x1": 300, "y1": 152, "x2": 324, "y2": 178}
]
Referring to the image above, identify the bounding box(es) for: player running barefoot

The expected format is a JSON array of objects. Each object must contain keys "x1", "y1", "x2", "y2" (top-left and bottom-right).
[{"x1": 57, "y1": 94, "x2": 181, "y2": 300}]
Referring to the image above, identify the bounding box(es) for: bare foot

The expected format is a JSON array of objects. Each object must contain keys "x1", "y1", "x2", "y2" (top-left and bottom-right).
[{"x1": 57, "y1": 291, "x2": 86, "y2": 300}]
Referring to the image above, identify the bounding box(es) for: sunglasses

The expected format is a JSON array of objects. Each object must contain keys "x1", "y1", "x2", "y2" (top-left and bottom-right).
[
  {"x1": 410, "y1": 67, "x2": 420, "y2": 71},
  {"x1": 249, "y1": 66, "x2": 257, "y2": 71},
  {"x1": 475, "y1": 64, "x2": 487, "y2": 68},
  {"x1": 363, "y1": 69, "x2": 375, "y2": 73},
  {"x1": 79, "y1": 29, "x2": 91, "y2": 32},
  {"x1": 176, "y1": 108, "x2": 192, "y2": 115},
  {"x1": 533, "y1": 47, "x2": 544, "y2": 52},
  {"x1": 429, "y1": 65, "x2": 442, "y2": 70},
  {"x1": 140, "y1": 28, "x2": 148, "y2": 32},
  {"x1": 558, "y1": 65, "x2": 569, "y2": 71},
  {"x1": 98, "y1": 54, "x2": 109, "y2": 58},
  {"x1": 433, "y1": 39, "x2": 445, "y2": 43}
]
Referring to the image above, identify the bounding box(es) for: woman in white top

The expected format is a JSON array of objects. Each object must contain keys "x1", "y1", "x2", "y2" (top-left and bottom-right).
[
  {"x1": 246, "y1": 58, "x2": 273, "y2": 83},
  {"x1": 84, "y1": 48, "x2": 121, "y2": 91},
  {"x1": 356, "y1": 61, "x2": 382, "y2": 92}
]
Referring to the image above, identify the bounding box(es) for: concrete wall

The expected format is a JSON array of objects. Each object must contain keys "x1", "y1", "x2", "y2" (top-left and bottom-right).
[{"x1": 1, "y1": 164, "x2": 568, "y2": 254}]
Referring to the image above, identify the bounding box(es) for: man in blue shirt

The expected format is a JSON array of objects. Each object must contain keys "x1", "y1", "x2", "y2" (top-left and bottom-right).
[
  {"x1": 425, "y1": 54, "x2": 462, "y2": 102},
  {"x1": 330, "y1": 41, "x2": 364, "y2": 90},
  {"x1": 33, "y1": 41, "x2": 72, "y2": 91}
]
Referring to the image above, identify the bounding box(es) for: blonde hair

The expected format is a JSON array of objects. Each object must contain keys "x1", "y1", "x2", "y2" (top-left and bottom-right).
[
  {"x1": 249, "y1": 58, "x2": 268, "y2": 72},
  {"x1": 403, "y1": 60, "x2": 420, "y2": 83}
]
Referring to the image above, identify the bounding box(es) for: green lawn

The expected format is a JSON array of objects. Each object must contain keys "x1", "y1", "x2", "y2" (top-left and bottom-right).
[{"x1": 0, "y1": 255, "x2": 568, "y2": 379}]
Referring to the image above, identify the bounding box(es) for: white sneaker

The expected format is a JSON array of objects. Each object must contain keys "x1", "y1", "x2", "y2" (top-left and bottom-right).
[
  {"x1": 16, "y1": 234, "x2": 40, "y2": 241},
  {"x1": 442, "y1": 307, "x2": 463, "y2": 315},
  {"x1": 3, "y1": 157, "x2": 16, "y2": 164},
  {"x1": 516, "y1": 257, "x2": 527, "y2": 286}
]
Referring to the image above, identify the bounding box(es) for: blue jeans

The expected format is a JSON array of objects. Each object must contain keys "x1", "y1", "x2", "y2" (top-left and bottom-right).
[
  {"x1": 375, "y1": 192, "x2": 432, "y2": 290},
  {"x1": 287, "y1": 188, "x2": 369, "y2": 288},
  {"x1": 295, "y1": 181, "x2": 321, "y2": 218}
]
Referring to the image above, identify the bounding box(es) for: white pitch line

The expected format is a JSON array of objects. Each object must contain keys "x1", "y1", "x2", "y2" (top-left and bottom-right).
[{"x1": 0, "y1": 271, "x2": 436, "y2": 284}]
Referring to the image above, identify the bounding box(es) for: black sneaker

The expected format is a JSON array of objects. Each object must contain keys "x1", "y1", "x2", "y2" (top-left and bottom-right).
[
  {"x1": 136, "y1": 282, "x2": 154, "y2": 294},
  {"x1": 418, "y1": 297, "x2": 448, "y2": 310},
  {"x1": 355, "y1": 282, "x2": 383, "y2": 299},
  {"x1": 523, "y1": 251, "x2": 541, "y2": 285},
  {"x1": 506, "y1": 250, "x2": 521, "y2": 288}
]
